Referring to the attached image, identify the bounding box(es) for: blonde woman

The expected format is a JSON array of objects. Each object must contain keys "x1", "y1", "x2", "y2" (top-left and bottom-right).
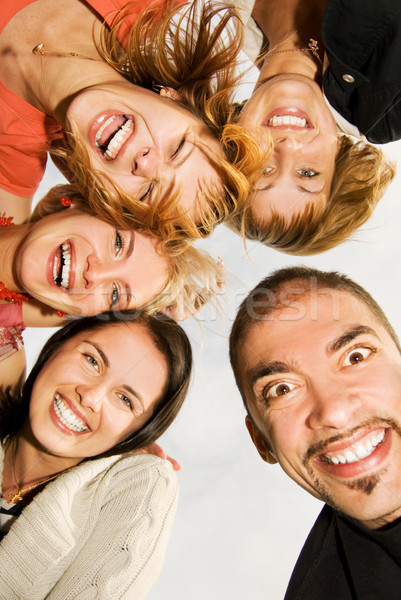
[
  {"x1": 0, "y1": 0, "x2": 258, "y2": 239},
  {"x1": 0, "y1": 184, "x2": 224, "y2": 326},
  {"x1": 228, "y1": 0, "x2": 395, "y2": 255}
]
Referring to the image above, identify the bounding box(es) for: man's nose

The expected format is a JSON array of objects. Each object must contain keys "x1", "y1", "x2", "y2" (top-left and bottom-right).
[{"x1": 306, "y1": 379, "x2": 361, "y2": 431}]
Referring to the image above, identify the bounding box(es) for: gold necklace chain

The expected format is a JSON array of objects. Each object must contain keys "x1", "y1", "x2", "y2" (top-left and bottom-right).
[
  {"x1": 32, "y1": 42, "x2": 98, "y2": 110},
  {"x1": 32, "y1": 42, "x2": 97, "y2": 61},
  {"x1": 7, "y1": 438, "x2": 69, "y2": 505},
  {"x1": 265, "y1": 38, "x2": 323, "y2": 66}
]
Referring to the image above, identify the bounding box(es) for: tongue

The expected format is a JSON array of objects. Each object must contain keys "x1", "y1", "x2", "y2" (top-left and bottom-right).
[{"x1": 97, "y1": 115, "x2": 127, "y2": 148}]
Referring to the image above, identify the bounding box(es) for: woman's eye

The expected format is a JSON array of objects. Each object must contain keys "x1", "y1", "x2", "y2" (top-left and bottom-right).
[
  {"x1": 171, "y1": 135, "x2": 186, "y2": 160},
  {"x1": 115, "y1": 231, "x2": 124, "y2": 256},
  {"x1": 262, "y1": 167, "x2": 273, "y2": 176},
  {"x1": 111, "y1": 284, "x2": 119, "y2": 308},
  {"x1": 297, "y1": 168, "x2": 319, "y2": 178},
  {"x1": 344, "y1": 346, "x2": 374, "y2": 366},
  {"x1": 84, "y1": 353, "x2": 99, "y2": 371},
  {"x1": 264, "y1": 381, "x2": 298, "y2": 400},
  {"x1": 117, "y1": 393, "x2": 133, "y2": 410},
  {"x1": 139, "y1": 181, "x2": 154, "y2": 202}
]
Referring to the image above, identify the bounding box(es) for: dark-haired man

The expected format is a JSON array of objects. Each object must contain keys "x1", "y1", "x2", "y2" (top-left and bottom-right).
[{"x1": 230, "y1": 267, "x2": 401, "y2": 599}]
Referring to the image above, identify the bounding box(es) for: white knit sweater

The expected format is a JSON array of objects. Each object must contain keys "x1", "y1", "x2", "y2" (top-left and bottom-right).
[{"x1": 0, "y1": 448, "x2": 178, "y2": 599}]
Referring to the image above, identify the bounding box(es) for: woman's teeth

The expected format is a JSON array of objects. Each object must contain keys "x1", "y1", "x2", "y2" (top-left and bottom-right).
[
  {"x1": 53, "y1": 243, "x2": 71, "y2": 289},
  {"x1": 319, "y1": 429, "x2": 385, "y2": 465},
  {"x1": 268, "y1": 115, "x2": 307, "y2": 127},
  {"x1": 95, "y1": 115, "x2": 134, "y2": 160},
  {"x1": 54, "y1": 393, "x2": 88, "y2": 432}
]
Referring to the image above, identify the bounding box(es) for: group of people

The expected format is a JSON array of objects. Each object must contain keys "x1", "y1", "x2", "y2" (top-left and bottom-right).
[{"x1": 1, "y1": 0, "x2": 401, "y2": 596}]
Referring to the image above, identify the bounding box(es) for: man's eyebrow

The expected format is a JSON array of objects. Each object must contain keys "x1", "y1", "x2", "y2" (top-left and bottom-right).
[
  {"x1": 326, "y1": 325, "x2": 378, "y2": 355},
  {"x1": 84, "y1": 341, "x2": 109, "y2": 367},
  {"x1": 250, "y1": 361, "x2": 293, "y2": 389}
]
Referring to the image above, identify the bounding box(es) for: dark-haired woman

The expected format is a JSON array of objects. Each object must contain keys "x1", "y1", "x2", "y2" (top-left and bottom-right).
[{"x1": 0, "y1": 310, "x2": 191, "y2": 598}]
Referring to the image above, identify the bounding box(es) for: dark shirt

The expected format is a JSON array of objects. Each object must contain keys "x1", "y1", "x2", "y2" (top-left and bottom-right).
[
  {"x1": 285, "y1": 504, "x2": 401, "y2": 600},
  {"x1": 322, "y1": 0, "x2": 401, "y2": 143}
]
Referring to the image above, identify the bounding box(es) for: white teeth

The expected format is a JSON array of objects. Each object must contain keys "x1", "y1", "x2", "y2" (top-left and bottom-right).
[
  {"x1": 344, "y1": 450, "x2": 358, "y2": 464},
  {"x1": 95, "y1": 116, "x2": 116, "y2": 147},
  {"x1": 321, "y1": 429, "x2": 385, "y2": 465},
  {"x1": 53, "y1": 255, "x2": 59, "y2": 281},
  {"x1": 104, "y1": 119, "x2": 134, "y2": 160},
  {"x1": 54, "y1": 242, "x2": 72, "y2": 289},
  {"x1": 269, "y1": 115, "x2": 307, "y2": 127},
  {"x1": 355, "y1": 444, "x2": 370, "y2": 460},
  {"x1": 54, "y1": 393, "x2": 88, "y2": 432}
]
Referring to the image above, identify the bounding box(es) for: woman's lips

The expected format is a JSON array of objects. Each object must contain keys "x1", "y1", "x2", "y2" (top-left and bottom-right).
[
  {"x1": 313, "y1": 428, "x2": 391, "y2": 478},
  {"x1": 50, "y1": 392, "x2": 91, "y2": 436},
  {"x1": 262, "y1": 107, "x2": 312, "y2": 129},
  {"x1": 88, "y1": 112, "x2": 135, "y2": 161},
  {"x1": 47, "y1": 241, "x2": 76, "y2": 291}
]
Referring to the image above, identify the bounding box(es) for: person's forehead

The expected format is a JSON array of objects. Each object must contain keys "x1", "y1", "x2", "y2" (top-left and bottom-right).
[{"x1": 239, "y1": 289, "x2": 383, "y2": 376}]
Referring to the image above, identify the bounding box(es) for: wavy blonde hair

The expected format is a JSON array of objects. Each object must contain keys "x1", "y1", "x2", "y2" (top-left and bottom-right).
[
  {"x1": 31, "y1": 184, "x2": 224, "y2": 320},
  {"x1": 56, "y1": 1, "x2": 263, "y2": 242},
  {"x1": 227, "y1": 135, "x2": 396, "y2": 255}
]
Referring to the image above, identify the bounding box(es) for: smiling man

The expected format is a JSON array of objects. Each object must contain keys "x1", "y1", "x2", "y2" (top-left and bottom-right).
[{"x1": 229, "y1": 266, "x2": 401, "y2": 599}]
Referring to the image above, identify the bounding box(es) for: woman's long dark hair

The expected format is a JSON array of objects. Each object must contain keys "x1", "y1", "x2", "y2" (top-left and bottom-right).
[{"x1": 0, "y1": 311, "x2": 192, "y2": 458}]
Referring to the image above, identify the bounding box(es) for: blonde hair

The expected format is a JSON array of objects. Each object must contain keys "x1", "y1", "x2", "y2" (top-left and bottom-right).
[
  {"x1": 227, "y1": 135, "x2": 396, "y2": 255},
  {"x1": 56, "y1": 1, "x2": 263, "y2": 242},
  {"x1": 31, "y1": 184, "x2": 224, "y2": 319}
]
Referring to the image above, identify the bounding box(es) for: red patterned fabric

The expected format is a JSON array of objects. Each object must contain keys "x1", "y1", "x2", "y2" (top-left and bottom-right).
[{"x1": 0, "y1": 304, "x2": 24, "y2": 362}]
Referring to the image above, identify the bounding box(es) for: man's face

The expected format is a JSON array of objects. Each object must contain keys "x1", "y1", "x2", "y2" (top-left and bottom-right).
[{"x1": 239, "y1": 288, "x2": 401, "y2": 529}]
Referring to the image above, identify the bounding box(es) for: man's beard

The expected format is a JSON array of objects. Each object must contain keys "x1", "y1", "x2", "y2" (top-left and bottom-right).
[{"x1": 303, "y1": 416, "x2": 401, "y2": 513}]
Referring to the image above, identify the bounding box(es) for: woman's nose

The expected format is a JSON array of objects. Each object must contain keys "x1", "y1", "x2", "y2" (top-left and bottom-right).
[
  {"x1": 84, "y1": 255, "x2": 115, "y2": 288},
  {"x1": 274, "y1": 136, "x2": 303, "y2": 152},
  {"x1": 132, "y1": 147, "x2": 163, "y2": 177},
  {"x1": 76, "y1": 383, "x2": 104, "y2": 413}
]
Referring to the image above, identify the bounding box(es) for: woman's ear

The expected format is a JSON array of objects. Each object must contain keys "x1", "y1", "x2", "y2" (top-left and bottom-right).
[
  {"x1": 245, "y1": 416, "x2": 278, "y2": 464},
  {"x1": 158, "y1": 86, "x2": 184, "y2": 102}
]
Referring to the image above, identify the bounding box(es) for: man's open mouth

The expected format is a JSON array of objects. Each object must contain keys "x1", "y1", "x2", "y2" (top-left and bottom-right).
[
  {"x1": 53, "y1": 242, "x2": 72, "y2": 290},
  {"x1": 317, "y1": 429, "x2": 386, "y2": 465},
  {"x1": 95, "y1": 114, "x2": 134, "y2": 160}
]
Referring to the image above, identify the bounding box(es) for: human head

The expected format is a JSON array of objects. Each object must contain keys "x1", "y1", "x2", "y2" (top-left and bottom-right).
[
  {"x1": 57, "y1": 1, "x2": 262, "y2": 241},
  {"x1": 230, "y1": 267, "x2": 401, "y2": 527},
  {"x1": 238, "y1": 74, "x2": 338, "y2": 225},
  {"x1": 17, "y1": 204, "x2": 169, "y2": 316},
  {"x1": 1, "y1": 311, "x2": 191, "y2": 458},
  {"x1": 30, "y1": 185, "x2": 226, "y2": 319},
  {"x1": 227, "y1": 131, "x2": 395, "y2": 255}
]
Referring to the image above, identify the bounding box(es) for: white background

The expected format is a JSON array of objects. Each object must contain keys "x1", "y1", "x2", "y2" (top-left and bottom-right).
[{"x1": 24, "y1": 67, "x2": 401, "y2": 600}]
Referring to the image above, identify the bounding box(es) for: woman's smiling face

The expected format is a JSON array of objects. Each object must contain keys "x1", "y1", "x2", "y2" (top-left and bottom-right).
[
  {"x1": 239, "y1": 74, "x2": 338, "y2": 224},
  {"x1": 29, "y1": 322, "x2": 168, "y2": 460},
  {"x1": 66, "y1": 82, "x2": 224, "y2": 221},
  {"x1": 16, "y1": 208, "x2": 169, "y2": 315}
]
